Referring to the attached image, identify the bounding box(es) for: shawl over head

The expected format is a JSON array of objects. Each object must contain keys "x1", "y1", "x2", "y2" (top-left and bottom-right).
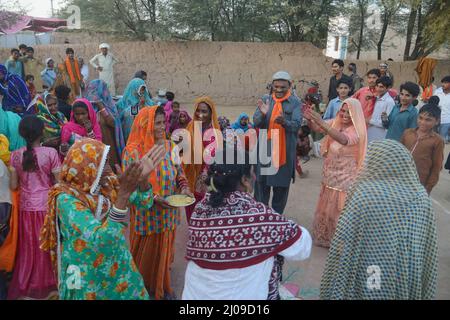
[
  {"x1": 186, "y1": 191, "x2": 302, "y2": 270},
  {"x1": 115, "y1": 78, "x2": 153, "y2": 114},
  {"x1": 0, "y1": 64, "x2": 31, "y2": 111},
  {"x1": 40, "y1": 138, "x2": 119, "y2": 279},
  {"x1": 0, "y1": 103, "x2": 26, "y2": 151},
  {"x1": 320, "y1": 139, "x2": 438, "y2": 299},
  {"x1": 231, "y1": 112, "x2": 252, "y2": 133},
  {"x1": 60, "y1": 98, "x2": 102, "y2": 143},
  {"x1": 321, "y1": 97, "x2": 367, "y2": 168},
  {"x1": 36, "y1": 94, "x2": 67, "y2": 140},
  {"x1": 85, "y1": 79, "x2": 126, "y2": 157},
  {"x1": 123, "y1": 106, "x2": 166, "y2": 193},
  {"x1": 183, "y1": 96, "x2": 220, "y2": 191}
]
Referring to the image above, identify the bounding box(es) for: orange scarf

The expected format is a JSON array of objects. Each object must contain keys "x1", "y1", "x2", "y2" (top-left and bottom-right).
[
  {"x1": 123, "y1": 106, "x2": 163, "y2": 194},
  {"x1": 183, "y1": 97, "x2": 220, "y2": 191},
  {"x1": 65, "y1": 57, "x2": 81, "y2": 84},
  {"x1": 268, "y1": 91, "x2": 291, "y2": 168},
  {"x1": 421, "y1": 85, "x2": 433, "y2": 101}
]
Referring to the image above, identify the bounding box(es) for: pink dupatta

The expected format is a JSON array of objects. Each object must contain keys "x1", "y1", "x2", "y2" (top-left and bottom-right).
[{"x1": 61, "y1": 98, "x2": 102, "y2": 144}]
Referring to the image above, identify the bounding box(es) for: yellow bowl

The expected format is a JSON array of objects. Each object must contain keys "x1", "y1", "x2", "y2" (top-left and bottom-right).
[{"x1": 165, "y1": 195, "x2": 195, "y2": 207}]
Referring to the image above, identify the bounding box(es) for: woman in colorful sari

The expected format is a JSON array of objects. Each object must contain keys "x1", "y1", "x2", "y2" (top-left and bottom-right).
[
  {"x1": 40, "y1": 138, "x2": 166, "y2": 300},
  {"x1": 36, "y1": 93, "x2": 67, "y2": 152},
  {"x1": 40, "y1": 58, "x2": 57, "y2": 91},
  {"x1": 123, "y1": 106, "x2": 193, "y2": 300},
  {"x1": 85, "y1": 79, "x2": 125, "y2": 170},
  {"x1": 116, "y1": 78, "x2": 153, "y2": 142},
  {"x1": 320, "y1": 140, "x2": 438, "y2": 299},
  {"x1": 0, "y1": 64, "x2": 31, "y2": 115},
  {"x1": 60, "y1": 99, "x2": 102, "y2": 147},
  {"x1": 304, "y1": 98, "x2": 367, "y2": 248},
  {"x1": 183, "y1": 147, "x2": 312, "y2": 300},
  {"x1": 182, "y1": 97, "x2": 221, "y2": 222},
  {"x1": 0, "y1": 104, "x2": 25, "y2": 151}
]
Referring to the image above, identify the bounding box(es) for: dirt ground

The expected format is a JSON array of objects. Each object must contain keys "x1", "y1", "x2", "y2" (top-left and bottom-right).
[{"x1": 170, "y1": 105, "x2": 450, "y2": 300}]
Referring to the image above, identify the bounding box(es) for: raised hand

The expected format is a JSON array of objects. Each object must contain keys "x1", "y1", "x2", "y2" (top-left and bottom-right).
[
  {"x1": 257, "y1": 98, "x2": 269, "y2": 115},
  {"x1": 140, "y1": 144, "x2": 166, "y2": 179},
  {"x1": 117, "y1": 161, "x2": 143, "y2": 197},
  {"x1": 83, "y1": 120, "x2": 93, "y2": 133}
]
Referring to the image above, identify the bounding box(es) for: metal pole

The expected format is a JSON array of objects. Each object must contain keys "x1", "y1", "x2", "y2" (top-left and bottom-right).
[{"x1": 50, "y1": 0, "x2": 54, "y2": 16}]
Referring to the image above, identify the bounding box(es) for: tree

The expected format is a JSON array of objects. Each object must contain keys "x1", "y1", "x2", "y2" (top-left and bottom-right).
[
  {"x1": 0, "y1": 0, "x2": 26, "y2": 33},
  {"x1": 376, "y1": 0, "x2": 404, "y2": 60},
  {"x1": 59, "y1": 0, "x2": 170, "y2": 40},
  {"x1": 403, "y1": 0, "x2": 450, "y2": 60}
]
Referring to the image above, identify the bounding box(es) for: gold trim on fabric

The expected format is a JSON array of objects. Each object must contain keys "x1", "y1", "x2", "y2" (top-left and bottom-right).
[{"x1": 324, "y1": 185, "x2": 345, "y2": 192}]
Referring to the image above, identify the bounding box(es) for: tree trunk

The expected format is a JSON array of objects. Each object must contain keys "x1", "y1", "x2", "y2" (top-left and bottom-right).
[
  {"x1": 356, "y1": 7, "x2": 365, "y2": 60},
  {"x1": 403, "y1": 4, "x2": 418, "y2": 61},
  {"x1": 377, "y1": 11, "x2": 390, "y2": 60}
]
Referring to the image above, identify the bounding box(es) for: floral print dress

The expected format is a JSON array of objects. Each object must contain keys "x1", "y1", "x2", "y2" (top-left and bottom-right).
[{"x1": 56, "y1": 189, "x2": 153, "y2": 300}]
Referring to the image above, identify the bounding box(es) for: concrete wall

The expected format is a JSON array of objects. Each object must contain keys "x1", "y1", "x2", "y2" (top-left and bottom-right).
[{"x1": 1, "y1": 41, "x2": 449, "y2": 105}]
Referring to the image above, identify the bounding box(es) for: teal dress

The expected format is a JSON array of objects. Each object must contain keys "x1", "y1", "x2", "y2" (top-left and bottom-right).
[
  {"x1": 116, "y1": 78, "x2": 153, "y2": 142},
  {"x1": 56, "y1": 190, "x2": 153, "y2": 300}
]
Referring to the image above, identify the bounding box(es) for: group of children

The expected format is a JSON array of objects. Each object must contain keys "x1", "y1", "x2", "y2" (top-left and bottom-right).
[{"x1": 300, "y1": 65, "x2": 450, "y2": 195}]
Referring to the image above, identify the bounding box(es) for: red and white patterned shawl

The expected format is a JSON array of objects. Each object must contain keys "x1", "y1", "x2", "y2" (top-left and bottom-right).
[{"x1": 186, "y1": 191, "x2": 302, "y2": 270}]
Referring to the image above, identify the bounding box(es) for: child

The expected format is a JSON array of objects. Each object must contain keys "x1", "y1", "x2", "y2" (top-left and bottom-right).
[
  {"x1": 323, "y1": 78, "x2": 352, "y2": 120},
  {"x1": 382, "y1": 81, "x2": 420, "y2": 141},
  {"x1": 167, "y1": 101, "x2": 181, "y2": 135},
  {"x1": 25, "y1": 74, "x2": 36, "y2": 100},
  {"x1": 60, "y1": 98, "x2": 102, "y2": 147},
  {"x1": 7, "y1": 116, "x2": 61, "y2": 300},
  {"x1": 400, "y1": 101, "x2": 444, "y2": 194},
  {"x1": 367, "y1": 76, "x2": 396, "y2": 143},
  {"x1": 296, "y1": 125, "x2": 312, "y2": 177}
]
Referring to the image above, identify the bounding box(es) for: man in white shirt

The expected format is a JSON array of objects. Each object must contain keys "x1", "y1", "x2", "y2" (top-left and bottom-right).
[
  {"x1": 436, "y1": 75, "x2": 450, "y2": 143},
  {"x1": 367, "y1": 76, "x2": 396, "y2": 143},
  {"x1": 89, "y1": 43, "x2": 119, "y2": 96}
]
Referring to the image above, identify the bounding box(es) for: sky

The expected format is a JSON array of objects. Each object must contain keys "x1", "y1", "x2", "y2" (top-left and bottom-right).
[{"x1": 15, "y1": 0, "x2": 64, "y2": 18}]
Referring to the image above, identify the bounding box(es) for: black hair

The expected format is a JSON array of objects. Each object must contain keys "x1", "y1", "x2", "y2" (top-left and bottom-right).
[
  {"x1": 299, "y1": 125, "x2": 311, "y2": 136},
  {"x1": 72, "y1": 100, "x2": 88, "y2": 111},
  {"x1": 45, "y1": 94, "x2": 58, "y2": 105},
  {"x1": 206, "y1": 147, "x2": 252, "y2": 208},
  {"x1": 134, "y1": 70, "x2": 147, "y2": 79},
  {"x1": 19, "y1": 44, "x2": 27, "y2": 50},
  {"x1": 419, "y1": 102, "x2": 441, "y2": 120},
  {"x1": 172, "y1": 101, "x2": 180, "y2": 107},
  {"x1": 367, "y1": 68, "x2": 381, "y2": 77},
  {"x1": 349, "y1": 62, "x2": 356, "y2": 67},
  {"x1": 55, "y1": 85, "x2": 71, "y2": 101},
  {"x1": 19, "y1": 116, "x2": 44, "y2": 172},
  {"x1": 332, "y1": 59, "x2": 344, "y2": 67},
  {"x1": 25, "y1": 74, "x2": 34, "y2": 82},
  {"x1": 155, "y1": 106, "x2": 165, "y2": 117},
  {"x1": 400, "y1": 81, "x2": 420, "y2": 97},
  {"x1": 11, "y1": 48, "x2": 19, "y2": 54},
  {"x1": 428, "y1": 95, "x2": 440, "y2": 106},
  {"x1": 376, "y1": 76, "x2": 393, "y2": 88},
  {"x1": 26, "y1": 47, "x2": 34, "y2": 53},
  {"x1": 66, "y1": 48, "x2": 74, "y2": 54},
  {"x1": 441, "y1": 76, "x2": 450, "y2": 83},
  {"x1": 336, "y1": 78, "x2": 353, "y2": 89},
  {"x1": 387, "y1": 58, "x2": 394, "y2": 61},
  {"x1": 166, "y1": 91, "x2": 175, "y2": 101}
]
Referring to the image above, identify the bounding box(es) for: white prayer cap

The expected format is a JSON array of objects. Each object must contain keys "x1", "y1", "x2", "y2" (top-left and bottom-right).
[
  {"x1": 99, "y1": 43, "x2": 110, "y2": 49},
  {"x1": 272, "y1": 71, "x2": 292, "y2": 82},
  {"x1": 158, "y1": 89, "x2": 166, "y2": 97}
]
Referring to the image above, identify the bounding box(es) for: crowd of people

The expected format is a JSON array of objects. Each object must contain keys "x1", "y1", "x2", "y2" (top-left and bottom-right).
[{"x1": 0, "y1": 43, "x2": 449, "y2": 300}]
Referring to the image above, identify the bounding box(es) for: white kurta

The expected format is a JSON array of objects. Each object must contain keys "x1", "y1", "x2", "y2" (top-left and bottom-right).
[
  {"x1": 89, "y1": 53, "x2": 118, "y2": 96},
  {"x1": 182, "y1": 227, "x2": 312, "y2": 300}
]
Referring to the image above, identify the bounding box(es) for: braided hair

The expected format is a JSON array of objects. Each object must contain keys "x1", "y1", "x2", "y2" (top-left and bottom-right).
[
  {"x1": 206, "y1": 145, "x2": 253, "y2": 208},
  {"x1": 19, "y1": 115, "x2": 44, "y2": 172}
]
